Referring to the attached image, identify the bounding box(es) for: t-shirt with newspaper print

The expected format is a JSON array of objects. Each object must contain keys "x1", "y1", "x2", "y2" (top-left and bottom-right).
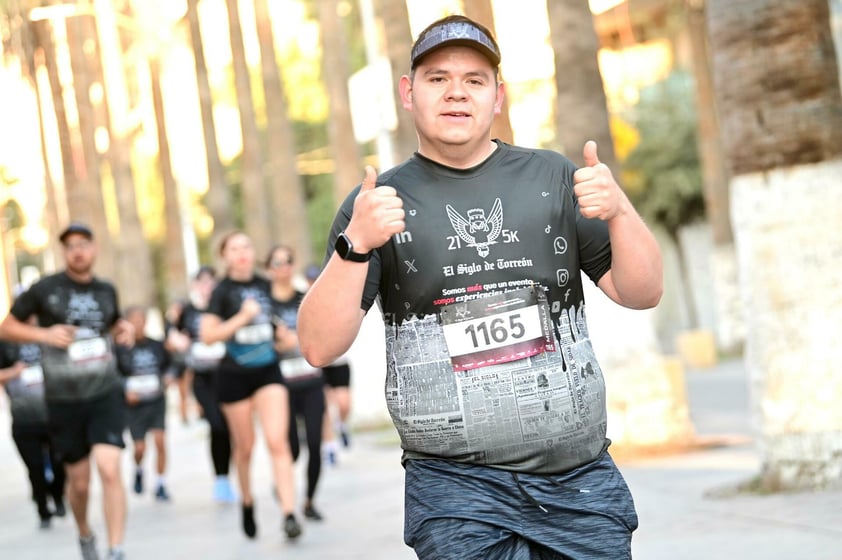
[
  {"x1": 10, "y1": 272, "x2": 121, "y2": 402},
  {"x1": 325, "y1": 141, "x2": 613, "y2": 474}
]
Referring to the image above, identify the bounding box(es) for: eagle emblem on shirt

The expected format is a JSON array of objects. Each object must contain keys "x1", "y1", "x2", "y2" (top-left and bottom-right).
[{"x1": 446, "y1": 198, "x2": 503, "y2": 258}]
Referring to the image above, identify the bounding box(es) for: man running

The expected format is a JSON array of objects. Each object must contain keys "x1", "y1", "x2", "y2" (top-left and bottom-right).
[{"x1": 0, "y1": 223, "x2": 134, "y2": 560}]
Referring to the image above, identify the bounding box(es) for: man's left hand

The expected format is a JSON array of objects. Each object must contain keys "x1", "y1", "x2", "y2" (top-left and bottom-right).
[{"x1": 572, "y1": 141, "x2": 626, "y2": 221}]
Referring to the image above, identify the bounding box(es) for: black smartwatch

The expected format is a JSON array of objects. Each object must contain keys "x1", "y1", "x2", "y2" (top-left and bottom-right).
[{"x1": 334, "y1": 232, "x2": 371, "y2": 262}]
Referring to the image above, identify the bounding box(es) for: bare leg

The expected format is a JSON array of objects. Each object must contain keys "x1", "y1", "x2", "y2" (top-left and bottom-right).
[
  {"x1": 133, "y1": 438, "x2": 146, "y2": 467},
  {"x1": 221, "y1": 399, "x2": 256, "y2": 505},
  {"x1": 152, "y1": 430, "x2": 166, "y2": 476},
  {"x1": 92, "y1": 444, "x2": 126, "y2": 547},
  {"x1": 253, "y1": 384, "x2": 296, "y2": 515},
  {"x1": 64, "y1": 457, "x2": 92, "y2": 537}
]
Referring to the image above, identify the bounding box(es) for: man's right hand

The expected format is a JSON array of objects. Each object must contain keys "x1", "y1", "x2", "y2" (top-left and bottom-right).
[
  {"x1": 345, "y1": 166, "x2": 405, "y2": 253},
  {"x1": 43, "y1": 324, "x2": 77, "y2": 349}
]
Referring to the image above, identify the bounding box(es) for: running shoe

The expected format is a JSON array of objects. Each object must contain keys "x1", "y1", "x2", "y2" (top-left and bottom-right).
[
  {"x1": 213, "y1": 477, "x2": 237, "y2": 504},
  {"x1": 53, "y1": 499, "x2": 66, "y2": 517},
  {"x1": 303, "y1": 504, "x2": 323, "y2": 521},
  {"x1": 340, "y1": 428, "x2": 351, "y2": 448},
  {"x1": 155, "y1": 485, "x2": 171, "y2": 502},
  {"x1": 133, "y1": 471, "x2": 143, "y2": 495},
  {"x1": 283, "y1": 514, "x2": 302, "y2": 539},
  {"x1": 242, "y1": 503, "x2": 257, "y2": 538},
  {"x1": 79, "y1": 534, "x2": 99, "y2": 560},
  {"x1": 106, "y1": 549, "x2": 125, "y2": 560},
  {"x1": 39, "y1": 516, "x2": 51, "y2": 530}
]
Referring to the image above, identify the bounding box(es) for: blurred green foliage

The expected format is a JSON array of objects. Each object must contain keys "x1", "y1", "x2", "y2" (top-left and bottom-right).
[{"x1": 622, "y1": 70, "x2": 705, "y2": 238}]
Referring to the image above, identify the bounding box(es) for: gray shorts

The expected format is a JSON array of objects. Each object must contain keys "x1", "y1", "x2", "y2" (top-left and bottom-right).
[
  {"x1": 403, "y1": 451, "x2": 638, "y2": 560},
  {"x1": 125, "y1": 396, "x2": 166, "y2": 441}
]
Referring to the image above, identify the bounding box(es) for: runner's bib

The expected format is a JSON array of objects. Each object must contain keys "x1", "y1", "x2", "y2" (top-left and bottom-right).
[
  {"x1": 68, "y1": 337, "x2": 109, "y2": 365},
  {"x1": 234, "y1": 323, "x2": 273, "y2": 345},
  {"x1": 188, "y1": 341, "x2": 226, "y2": 370},
  {"x1": 20, "y1": 365, "x2": 44, "y2": 386},
  {"x1": 439, "y1": 286, "x2": 555, "y2": 372},
  {"x1": 279, "y1": 356, "x2": 320, "y2": 381},
  {"x1": 126, "y1": 374, "x2": 161, "y2": 396}
]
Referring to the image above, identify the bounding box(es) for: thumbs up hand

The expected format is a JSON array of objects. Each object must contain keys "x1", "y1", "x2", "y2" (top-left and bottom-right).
[
  {"x1": 572, "y1": 141, "x2": 626, "y2": 221},
  {"x1": 345, "y1": 165, "x2": 405, "y2": 253}
]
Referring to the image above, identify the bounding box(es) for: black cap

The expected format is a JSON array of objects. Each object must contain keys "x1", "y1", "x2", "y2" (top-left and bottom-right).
[
  {"x1": 411, "y1": 18, "x2": 501, "y2": 69},
  {"x1": 59, "y1": 222, "x2": 94, "y2": 243}
]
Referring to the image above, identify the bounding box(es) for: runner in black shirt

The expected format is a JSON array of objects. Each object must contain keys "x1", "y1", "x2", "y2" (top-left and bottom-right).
[
  {"x1": 200, "y1": 231, "x2": 301, "y2": 540},
  {"x1": 0, "y1": 222, "x2": 134, "y2": 560},
  {"x1": 298, "y1": 15, "x2": 663, "y2": 559},
  {"x1": 116, "y1": 305, "x2": 174, "y2": 502},
  {"x1": 0, "y1": 330, "x2": 66, "y2": 529},
  {"x1": 167, "y1": 265, "x2": 236, "y2": 503},
  {"x1": 267, "y1": 245, "x2": 326, "y2": 522}
]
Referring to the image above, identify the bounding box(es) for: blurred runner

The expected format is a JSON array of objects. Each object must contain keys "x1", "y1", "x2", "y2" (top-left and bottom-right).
[
  {"x1": 269, "y1": 247, "x2": 325, "y2": 521},
  {"x1": 117, "y1": 305, "x2": 174, "y2": 502},
  {"x1": 0, "y1": 222, "x2": 134, "y2": 560},
  {"x1": 166, "y1": 266, "x2": 236, "y2": 504},
  {"x1": 0, "y1": 321, "x2": 67, "y2": 529},
  {"x1": 200, "y1": 231, "x2": 301, "y2": 540}
]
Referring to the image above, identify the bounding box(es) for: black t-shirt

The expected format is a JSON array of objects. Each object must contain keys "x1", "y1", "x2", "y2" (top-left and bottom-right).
[
  {"x1": 116, "y1": 337, "x2": 172, "y2": 402},
  {"x1": 176, "y1": 302, "x2": 225, "y2": 373},
  {"x1": 10, "y1": 272, "x2": 121, "y2": 402},
  {"x1": 325, "y1": 141, "x2": 613, "y2": 473},
  {"x1": 0, "y1": 341, "x2": 48, "y2": 426},
  {"x1": 272, "y1": 290, "x2": 322, "y2": 389},
  {"x1": 206, "y1": 275, "x2": 278, "y2": 370}
]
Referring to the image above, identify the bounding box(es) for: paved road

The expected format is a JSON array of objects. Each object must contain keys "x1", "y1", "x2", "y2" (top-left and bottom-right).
[{"x1": 1, "y1": 359, "x2": 840, "y2": 559}]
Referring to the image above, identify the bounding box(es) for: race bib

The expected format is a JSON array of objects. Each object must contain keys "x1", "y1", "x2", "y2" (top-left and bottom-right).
[
  {"x1": 68, "y1": 337, "x2": 108, "y2": 364},
  {"x1": 188, "y1": 341, "x2": 226, "y2": 370},
  {"x1": 126, "y1": 374, "x2": 161, "y2": 395},
  {"x1": 280, "y1": 356, "x2": 320, "y2": 380},
  {"x1": 440, "y1": 286, "x2": 555, "y2": 372},
  {"x1": 234, "y1": 323, "x2": 273, "y2": 345},
  {"x1": 20, "y1": 365, "x2": 45, "y2": 386}
]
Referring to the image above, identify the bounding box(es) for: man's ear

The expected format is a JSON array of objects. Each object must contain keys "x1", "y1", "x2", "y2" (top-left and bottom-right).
[{"x1": 399, "y1": 75, "x2": 413, "y2": 110}]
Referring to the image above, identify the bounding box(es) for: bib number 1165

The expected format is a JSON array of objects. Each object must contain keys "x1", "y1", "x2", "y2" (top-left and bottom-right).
[{"x1": 464, "y1": 313, "x2": 526, "y2": 349}]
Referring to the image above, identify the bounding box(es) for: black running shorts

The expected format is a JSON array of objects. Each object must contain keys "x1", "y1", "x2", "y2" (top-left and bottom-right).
[{"x1": 47, "y1": 385, "x2": 126, "y2": 464}]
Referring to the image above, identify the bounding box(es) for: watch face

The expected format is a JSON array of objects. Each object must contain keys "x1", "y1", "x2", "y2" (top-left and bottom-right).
[
  {"x1": 335, "y1": 232, "x2": 369, "y2": 262},
  {"x1": 336, "y1": 233, "x2": 352, "y2": 258}
]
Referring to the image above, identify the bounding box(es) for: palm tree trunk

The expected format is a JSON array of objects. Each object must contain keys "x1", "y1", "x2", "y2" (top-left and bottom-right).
[
  {"x1": 317, "y1": 0, "x2": 363, "y2": 207},
  {"x1": 546, "y1": 0, "x2": 693, "y2": 450},
  {"x1": 684, "y1": 0, "x2": 742, "y2": 354},
  {"x1": 462, "y1": 0, "x2": 514, "y2": 144},
  {"x1": 65, "y1": 14, "x2": 114, "y2": 280},
  {"x1": 708, "y1": 0, "x2": 842, "y2": 490},
  {"x1": 90, "y1": 4, "x2": 154, "y2": 306},
  {"x1": 253, "y1": 0, "x2": 312, "y2": 264},
  {"x1": 186, "y1": 0, "x2": 235, "y2": 240},
  {"x1": 226, "y1": 0, "x2": 271, "y2": 255},
  {"x1": 546, "y1": 0, "x2": 617, "y2": 171},
  {"x1": 374, "y1": 0, "x2": 416, "y2": 162},
  {"x1": 150, "y1": 56, "x2": 189, "y2": 301}
]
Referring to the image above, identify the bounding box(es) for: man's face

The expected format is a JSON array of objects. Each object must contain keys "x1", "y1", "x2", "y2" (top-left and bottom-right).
[
  {"x1": 401, "y1": 46, "x2": 504, "y2": 165},
  {"x1": 61, "y1": 233, "x2": 96, "y2": 275}
]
